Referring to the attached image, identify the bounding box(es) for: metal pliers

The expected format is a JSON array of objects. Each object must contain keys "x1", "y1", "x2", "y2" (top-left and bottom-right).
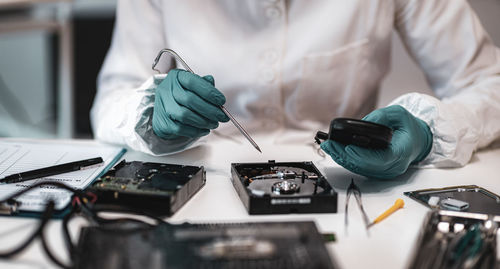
[{"x1": 345, "y1": 179, "x2": 371, "y2": 232}]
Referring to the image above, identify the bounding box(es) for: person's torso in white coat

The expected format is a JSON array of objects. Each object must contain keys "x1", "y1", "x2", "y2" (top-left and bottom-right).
[
  {"x1": 93, "y1": 0, "x2": 500, "y2": 164},
  {"x1": 156, "y1": 1, "x2": 390, "y2": 134}
]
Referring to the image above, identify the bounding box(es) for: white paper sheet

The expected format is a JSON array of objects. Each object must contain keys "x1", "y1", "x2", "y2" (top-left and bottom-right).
[{"x1": 0, "y1": 141, "x2": 125, "y2": 212}]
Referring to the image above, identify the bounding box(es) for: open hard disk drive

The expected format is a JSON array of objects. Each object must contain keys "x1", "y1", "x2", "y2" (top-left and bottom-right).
[
  {"x1": 87, "y1": 160, "x2": 205, "y2": 216},
  {"x1": 231, "y1": 160, "x2": 337, "y2": 214}
]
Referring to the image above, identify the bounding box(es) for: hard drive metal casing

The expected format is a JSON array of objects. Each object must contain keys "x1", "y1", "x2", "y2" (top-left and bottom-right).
[
  {"x1": 407, "y1": 210, "x2": 500, "y2": 269},
  {"x1": 231, "y1": 160, "x2": 337, "y2": 214},
  {"x1": 88, "y1": 160, "x2": 206, "y2": 216},
  {"x1": 404, "y1": 185, "x2": 500, "y2": 215}
]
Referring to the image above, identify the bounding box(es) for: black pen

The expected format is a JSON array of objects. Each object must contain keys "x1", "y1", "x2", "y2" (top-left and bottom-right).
[{"x1": 0, "y1": 157, "x2": 104, "y2": 184}]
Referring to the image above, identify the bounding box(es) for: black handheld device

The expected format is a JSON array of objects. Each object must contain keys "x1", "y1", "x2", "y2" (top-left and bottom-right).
[{"x1": 315, "y1": 118, "x2": 393, "y2": 148}]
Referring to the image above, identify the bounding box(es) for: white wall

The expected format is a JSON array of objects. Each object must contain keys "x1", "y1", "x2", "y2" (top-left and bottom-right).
[
  {"x1": 379, "y1": 0, "x2": 500, "y2": 106},
  {"x1": 0, "y1": 31, "x2": 54, "y2": 137},
  {"x1": 0, "y1": 0, "x2": 115, "y2": 138}
]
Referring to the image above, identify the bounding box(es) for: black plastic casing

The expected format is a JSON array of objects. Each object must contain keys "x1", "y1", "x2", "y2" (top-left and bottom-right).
[
  {"x1": 75, "y1": 221, "x2": 339, "y2": 269},
  {"x1": 230, "y1": 160, "x2": 337, "y2": 215},
  {"x1": 316, "y1": 118, "x2": 393, "y2": 148},
  {"x1": 88, "y1": 161, "x2": 206, "y2": 217}
]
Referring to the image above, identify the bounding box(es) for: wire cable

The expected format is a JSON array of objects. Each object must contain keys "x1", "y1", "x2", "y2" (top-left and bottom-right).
[
  {"x1": 61, "y1": 205, "x2": 78, "y2": 261},
  {"x1": 0, "y1": 200, "x2": 54, "y2": 258},
  {"x1": 0, "y1": 182, "x2": 168, "y2": 268},
  {"x1": 40, "y1": 225, "x2": 71, "y2": 269}
]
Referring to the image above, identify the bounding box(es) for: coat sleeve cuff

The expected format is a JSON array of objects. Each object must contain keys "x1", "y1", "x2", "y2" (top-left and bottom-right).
[
  {"x1": 389, "y1": 92, "x2": 476, "y2": 167},
  {"x1": 93, "y1": 74, "x2": 203, "y2": 156}
]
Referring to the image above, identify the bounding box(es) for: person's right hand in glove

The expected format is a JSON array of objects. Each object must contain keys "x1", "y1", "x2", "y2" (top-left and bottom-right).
[{"x1": 152, "y1": 69, "x2": 230, "y2": 140}]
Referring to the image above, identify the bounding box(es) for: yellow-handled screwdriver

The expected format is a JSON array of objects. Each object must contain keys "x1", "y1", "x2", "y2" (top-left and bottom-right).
[{"x1": 368, "y1": 198, "x2": 405, "y2": 228}]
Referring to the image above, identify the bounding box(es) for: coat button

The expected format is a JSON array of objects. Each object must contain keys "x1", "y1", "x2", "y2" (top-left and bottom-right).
[
  {"x1": 264, "y1": 107, "x2": 278, "y2": 115},
  {"x1": 260, "y1": 68, "x2": 276, "y2": 83},
  {"x1": 262, "y1": 49, "x2": 278, "y2": 64},
  {"x1": 266, "y1": 7, "x2": 281, "y2": 19}
]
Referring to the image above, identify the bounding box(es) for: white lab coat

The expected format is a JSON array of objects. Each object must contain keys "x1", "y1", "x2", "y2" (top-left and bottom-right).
[{"x1": 91, "y1": 0, "x2": 500, "y2": 167}]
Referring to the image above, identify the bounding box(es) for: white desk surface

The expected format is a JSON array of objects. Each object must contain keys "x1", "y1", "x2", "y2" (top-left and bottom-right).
[{"x1": 1, "y1": 135, "x2": 500, "y2": 269}]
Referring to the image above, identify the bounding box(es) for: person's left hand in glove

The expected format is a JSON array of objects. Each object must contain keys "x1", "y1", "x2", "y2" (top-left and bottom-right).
[{"x1": 320, "y1": 105, "x2": 433, "y2": 179}]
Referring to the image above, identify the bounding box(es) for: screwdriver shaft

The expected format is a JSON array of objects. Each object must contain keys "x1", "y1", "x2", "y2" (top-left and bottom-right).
[{"x1": 220, "y1": 106, "x2": 261, "y2": 153}]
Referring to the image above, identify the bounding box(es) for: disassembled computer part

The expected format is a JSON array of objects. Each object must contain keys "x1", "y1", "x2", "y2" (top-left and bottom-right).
[
  {"x1": 75, "y1": 221, "x2": 339, "y2": 269},
  {"x1": 408, "y1": 210, "x2": 499, "y2": 269},
  {"x1": 404, "y1": 185, "x2": 500, "y2": 215},
  {"x1": 231, "y1": 160, "x2": 337, "y2": 214},
  {"x1": 87, "y1": 160, "x2": 205, "y2": 216}
]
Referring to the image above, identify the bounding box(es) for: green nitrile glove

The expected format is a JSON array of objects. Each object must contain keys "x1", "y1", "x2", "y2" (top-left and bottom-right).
[
  {"x1": 320, "y1": 105, "x2": 432, "y2": 179},
  {"x1": 153, "y1": 69, "x2": 230, "y2": 140}
]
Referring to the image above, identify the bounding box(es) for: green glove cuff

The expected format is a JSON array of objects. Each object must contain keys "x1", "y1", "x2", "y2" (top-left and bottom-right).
[{"x1": 412, "y1": 117, "x2": 433, "y2": 164}]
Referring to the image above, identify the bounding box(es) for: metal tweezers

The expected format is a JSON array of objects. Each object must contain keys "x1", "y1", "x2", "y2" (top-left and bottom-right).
[
  {"x1": 345, "y1": 179, "x2": 370, "y2": 233},
  {"x1": 151, "y1": 49, "x2": 261, "y2": 153}
]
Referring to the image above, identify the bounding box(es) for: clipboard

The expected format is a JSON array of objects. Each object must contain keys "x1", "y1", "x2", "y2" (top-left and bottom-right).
[{"x1": 0, "y1": 140, "x2": 126, "y2": 217}]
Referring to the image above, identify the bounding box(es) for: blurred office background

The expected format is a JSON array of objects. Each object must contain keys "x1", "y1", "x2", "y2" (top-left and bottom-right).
[{"x1": 0, "y1": 0, "x2": 499, "y2": 139}]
